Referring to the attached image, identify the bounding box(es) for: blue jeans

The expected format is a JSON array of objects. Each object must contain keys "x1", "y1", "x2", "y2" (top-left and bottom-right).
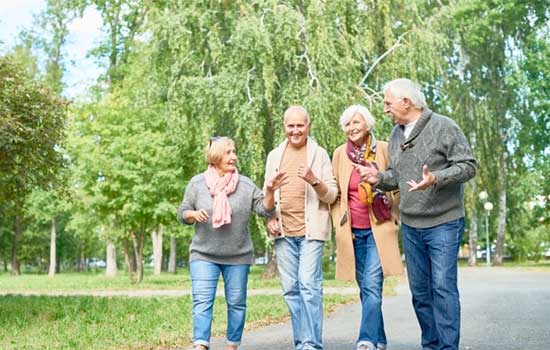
[
  {"x1": 190, "y1": 260, "x2": 250, "y2": 348},
  {"x1": 352, "y1": 228, "x2": 386, "y2": 350},
  {"x1": 402, "y1": 218, "x2": 464, "y2": 350},
  {"x1": 275, "y1": 236, "x2": 324, "y2": 350}
]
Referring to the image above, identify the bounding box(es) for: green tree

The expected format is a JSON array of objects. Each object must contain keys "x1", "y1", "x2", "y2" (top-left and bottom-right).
[
  {"x1": 439, "y1": 0, "x2": 549, "y2": 264},
  {"x1": 0, "y1": 56, "x2": 67, "y2": 274},
  {"x1": 67, "y1": 44, "x2": 183, "y2": 281},
  {"x1": 36, "y1": 0, "x2": 84, "y2": 94},
  {"x1": 149, "y1": 0, "x2": 447, "y2": 263}
]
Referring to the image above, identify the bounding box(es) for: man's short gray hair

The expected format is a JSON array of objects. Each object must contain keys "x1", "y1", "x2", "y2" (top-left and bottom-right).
[
  {"x1": 383, "y1": 78, "x2": 426, "y2": 109},
  {"x1": 284, "y1": 105, "x2": 311, "y2": 125},
  {"x1": 339, "y1": 104, "x2": 375, "y2": 131}
]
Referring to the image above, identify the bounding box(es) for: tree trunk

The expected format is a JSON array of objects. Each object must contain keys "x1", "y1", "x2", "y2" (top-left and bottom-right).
[
  {"x1": 122, "y1": 238, "x2": 136, "y2": 275},
  {"x1": 131, "y1": 230, "x2": 145, "y2": 283},
  {"x1": 79, "y1": 248, "x2": 85, "y2": 272},
  {"x1": 105, "y1": 240, "x2": 117, "y2": 277},
  {"x1": 168, "y1": 235, "x2": 177, "y2": 273},
  {"x1": 11, "y1": 215, "x2": 21, "y2": 275},
  {"x1": 493, "y1": 156, "x2": 507, "y2": 266},
  {"x1": 48, "y1": 217, "x2": 57, "y2": 277},
  {"x1": 466, "y1": 180, "x2": 478, "y2": 266},
  {"x1": 151, "y1": 224, "x2": 163, "y2": 275},
  {"x1": 468, "y1": 211, "x2": 478, "y2": 266},
  {"x1": 261, "y1": 251, "x2": 278, "y2": 279}
]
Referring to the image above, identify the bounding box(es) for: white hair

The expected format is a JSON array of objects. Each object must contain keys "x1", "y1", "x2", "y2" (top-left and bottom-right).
[
  {"x1": 283, "y1": 105, "x2": 311, "y2": 125},
  {"x1": 339, "y1": 104, "x2": 375, "y2": 131},
  {"x1": 383, "y1": 78, "x2": 426, "y2": 109}
]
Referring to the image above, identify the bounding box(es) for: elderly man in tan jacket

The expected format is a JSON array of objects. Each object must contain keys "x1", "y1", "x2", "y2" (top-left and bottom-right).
[{"x1": 264, "y1": 105, "x2": 337, "y2": 350}]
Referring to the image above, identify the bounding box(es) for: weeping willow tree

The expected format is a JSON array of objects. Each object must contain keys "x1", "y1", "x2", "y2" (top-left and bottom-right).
[
  {"x1": 434, "y1": 0, "x2": 550, "y2": 265},
  {"x1": 146, "y1": 0, "x2": 447, "y2": 260}
]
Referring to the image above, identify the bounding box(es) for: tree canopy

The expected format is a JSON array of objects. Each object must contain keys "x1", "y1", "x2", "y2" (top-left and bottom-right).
[{"x1": 1, "y1": 0, "x2": 548, "y2": 276}]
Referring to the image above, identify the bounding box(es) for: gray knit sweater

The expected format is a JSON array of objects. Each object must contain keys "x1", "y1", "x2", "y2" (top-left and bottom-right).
[
  {"x1": 177, "y1": 174, "x2": 274, "y2": 265},
  {"x1": 377, "y1": 108, "x2": 477, "y2": 228}
]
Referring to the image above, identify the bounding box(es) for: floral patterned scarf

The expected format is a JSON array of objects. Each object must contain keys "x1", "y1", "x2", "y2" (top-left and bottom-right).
[{"x1": 346, "y1": 133, "x2": 377, "y2": 205}]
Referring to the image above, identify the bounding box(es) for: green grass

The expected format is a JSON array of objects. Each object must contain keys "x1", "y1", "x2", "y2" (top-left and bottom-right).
[
  {"x1": 0, "y1": 294, "x2": 357, "y2": 350},
  {"x1": 0, "y1": 264, "x2": 402, "y2": 349},
  {"x1": 457, "y1": 259, "x2": 550, "y2": 269},
  {"x1": 0, "y1": 265, "x2": 357, "y2": 293},
  {"x1": 492, "y1": 260, "x2": 550, "y2": 269}
]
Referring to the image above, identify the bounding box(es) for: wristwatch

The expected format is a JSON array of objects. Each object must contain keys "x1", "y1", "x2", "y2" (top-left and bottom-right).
[{"x1": 311, "y1": 179, "x2": 321, "y2": 187}]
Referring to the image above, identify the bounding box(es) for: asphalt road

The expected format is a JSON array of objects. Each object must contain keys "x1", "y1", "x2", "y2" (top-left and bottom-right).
[{"x1": 210, "y1": 267, "x2": 550, "y2": 350}]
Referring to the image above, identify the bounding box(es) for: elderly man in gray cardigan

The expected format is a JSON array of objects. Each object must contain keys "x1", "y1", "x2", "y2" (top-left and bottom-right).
[{"x1": 358, "y1": 79, "x2": 476, "y2": 350}]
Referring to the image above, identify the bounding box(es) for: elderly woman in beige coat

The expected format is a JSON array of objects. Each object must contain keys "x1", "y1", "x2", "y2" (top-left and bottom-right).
[{"x1": 331, "y1": 105, "x2": 403, "y2": 350}]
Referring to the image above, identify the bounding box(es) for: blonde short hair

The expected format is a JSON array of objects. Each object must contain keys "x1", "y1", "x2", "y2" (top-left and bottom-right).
[
  {"x1": 339, "y1": 104, "x2": 375, "y2": 131},
  {"x1": 206, "y1": 136, "x2": 235, "y2": 166}
]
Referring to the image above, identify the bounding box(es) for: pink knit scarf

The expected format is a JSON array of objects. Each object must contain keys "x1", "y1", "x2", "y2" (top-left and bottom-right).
[{"x1": 204, "y1": 165, "x2": 240, "y2": 228}]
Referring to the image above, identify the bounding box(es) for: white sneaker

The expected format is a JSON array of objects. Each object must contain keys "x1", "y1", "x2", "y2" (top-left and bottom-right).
[{"x1": 357, "y1": 345, "x2": 375, "y2": 350}]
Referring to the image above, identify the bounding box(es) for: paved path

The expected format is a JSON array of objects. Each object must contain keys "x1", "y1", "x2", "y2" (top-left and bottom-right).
[{"x1": 209, "y1": 267, "x2": 550, "y2": 350}]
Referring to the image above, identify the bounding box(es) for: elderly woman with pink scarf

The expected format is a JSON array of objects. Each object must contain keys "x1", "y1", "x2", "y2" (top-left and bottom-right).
[{"x1": 177, "y1": 136, "x2": 285, "y2": 350}]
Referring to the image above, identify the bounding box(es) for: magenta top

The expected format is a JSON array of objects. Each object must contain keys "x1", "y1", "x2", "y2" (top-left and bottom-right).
[{"x1": 348, "y1": 169, "x2": 371, "y2": 229}]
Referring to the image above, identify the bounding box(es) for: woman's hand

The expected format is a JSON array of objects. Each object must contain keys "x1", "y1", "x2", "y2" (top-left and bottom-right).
[
  {"x1": 265, "y1": 170, "x2": 287, "y2": 192},
  {"x1": 192, "y1": 209, "x2": 209, "y2": 223}
]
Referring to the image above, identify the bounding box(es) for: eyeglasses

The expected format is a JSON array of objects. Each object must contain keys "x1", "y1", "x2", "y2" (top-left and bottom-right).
[{"x1": 208, "y1": 136, "x2": 222, "y2": 148}]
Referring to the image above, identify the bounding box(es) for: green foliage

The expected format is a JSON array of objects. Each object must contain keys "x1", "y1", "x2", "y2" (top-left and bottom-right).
[
  {"x1": 6, "y1": 0, "x2": 550, "y2": 269},
  {"x1": 0, "y1": 56, "x2": 67, "y2": 203},
  {"x1": 431, "y1": 0, "x2": 550, "y2": 261},
  {"x1": 67, "y1": 77, "x2": 182, "y2": 238},
  {"x1": 510, "y1": 225, "x2": 550, "y2": 262},
  {"x1": 149, "y1": 0, "x2": 448, "y2": 248},
  {"x1": 0, "y1": 54, "x2": 67, "y2": 273}
]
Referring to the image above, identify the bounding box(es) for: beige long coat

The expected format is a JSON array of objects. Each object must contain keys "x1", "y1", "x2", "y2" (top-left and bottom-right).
[{"x1": 331, "y1": 141, "x2": 404, "y2": 280}]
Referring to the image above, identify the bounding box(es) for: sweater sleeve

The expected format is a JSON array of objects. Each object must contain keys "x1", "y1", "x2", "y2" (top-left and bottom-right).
[
  {"x1": 252, "y1": 184, "x2": 276, "y2": 217},
  {"x1": 262, "y1": 151, "x2": 274, "y2": 191},
  {"x1": 377, "y1": 166, "x2": 399, "y2": 192},
  {"x1": 431, "y1": 123, "x2": 477, "y2": 189},
  {"x1": 375, "y1": 131, "x2": 400, "y2": 192},
  {"x1": 177, "y1": 179, "x2": 196, "y2": 225}
]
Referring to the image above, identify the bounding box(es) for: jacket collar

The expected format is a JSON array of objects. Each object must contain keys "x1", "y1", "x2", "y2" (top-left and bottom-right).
[
  {"x1": 275, "y1": 136, "x2": 319, "y2": 167},
  {"x1": 402, "y1": 108, "x2": 433, "y2": 146}
]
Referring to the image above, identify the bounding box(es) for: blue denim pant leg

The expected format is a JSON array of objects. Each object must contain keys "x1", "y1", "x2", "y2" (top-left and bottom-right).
[
  {"x1": 402, "y1": 218, "x2": 464, "y2": 350},
  {"x1": 353, "y1": 228, "x2": 386, "y2": 350},
  {"x1": 221, "y1": 263, "x2": 250, "y2": 346},
  {"x1": 275, "y1": 237, "x2": 324, "y2": 350},
  {"x1": 190, "y1": 260, "x2": 250, "y2": 348},
  {"x1": 190, "y1": 260, "x2": 220, "y2": 348}
]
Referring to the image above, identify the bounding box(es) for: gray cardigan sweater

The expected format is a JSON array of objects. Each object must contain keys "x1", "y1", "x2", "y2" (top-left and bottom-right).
[
  {"x1": 177, "y1": 174, "x2": 274, "y2": 265},
  {"x1": 377, "y1": 108, "x2": 477, "y2": 228}
]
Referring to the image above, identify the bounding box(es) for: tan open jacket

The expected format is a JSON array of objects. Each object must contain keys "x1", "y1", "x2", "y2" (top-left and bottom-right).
[{"x1": 331, "y1": 141, "x2": 404, "y2": 280}]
